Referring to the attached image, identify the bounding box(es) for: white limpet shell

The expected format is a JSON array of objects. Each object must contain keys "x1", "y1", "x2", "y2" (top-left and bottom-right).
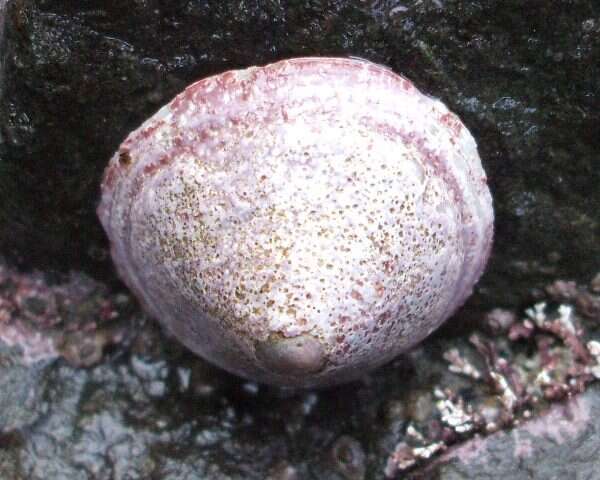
[{"x1": 98, "y1": 57, "x2": 494, "y2": 387}]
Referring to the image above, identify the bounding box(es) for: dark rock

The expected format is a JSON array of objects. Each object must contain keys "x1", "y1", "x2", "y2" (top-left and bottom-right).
[
  {"x1": 0, "y1": 341, "x2": 387, "y2": 479},
  {"x1": 0, "y1": 342, "x2": 52, "y2": 432},
  {"x1": 0, "y1": 0, "x2": 598, "y2": 307},
  {"x1": 0, "y1": 2, "x2": 599, "y2": 479}
]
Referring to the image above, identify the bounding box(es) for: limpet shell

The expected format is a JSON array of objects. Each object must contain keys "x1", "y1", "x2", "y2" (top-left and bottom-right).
[{"x1": 98, "y1": 57, "x2": 494, "y2": 387}]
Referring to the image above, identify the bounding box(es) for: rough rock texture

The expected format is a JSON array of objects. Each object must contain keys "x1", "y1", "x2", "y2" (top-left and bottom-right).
[
  {"x1": 1, "y1": 275, "x2": 599, "y2": 480},
  {"x1": 424, "y1": 384, "x2": 600, "y2": 480},
  {"x1": 1, "y1": 0, "x2": 598, "y2": 307},
  {"x1": 0, "y1": 1, "x2": 599, "y2": 479},
  {"x1": 0, "y1": 343, "x2": 51, "y2": 432},
  {"x1": 0, "y1": 0, "x2": 7, "y2": 112},
  {"x1": 0, "y1": 255, "x2": 598, "y2": 479},
  {"x1": 0, "y1": 0, "x2": 7, "y2": 60},
  {"x1": 98, "y1": 57, "x2": 493, "y2": 386}
]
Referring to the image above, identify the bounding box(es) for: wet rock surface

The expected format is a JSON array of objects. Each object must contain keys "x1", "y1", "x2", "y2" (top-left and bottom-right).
[
  {"x1": 0, "y1": 1, "x2": 599, "y2": 479},
  {"x1": 0, "y1": 0, "x2": 598, "y2": 305},
  {"x1": 0, "y1": 343, "x2": 51, "y2": 432},
  {"x1": 1, "y1": 263, "x2": 600, "y2": 479}
]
